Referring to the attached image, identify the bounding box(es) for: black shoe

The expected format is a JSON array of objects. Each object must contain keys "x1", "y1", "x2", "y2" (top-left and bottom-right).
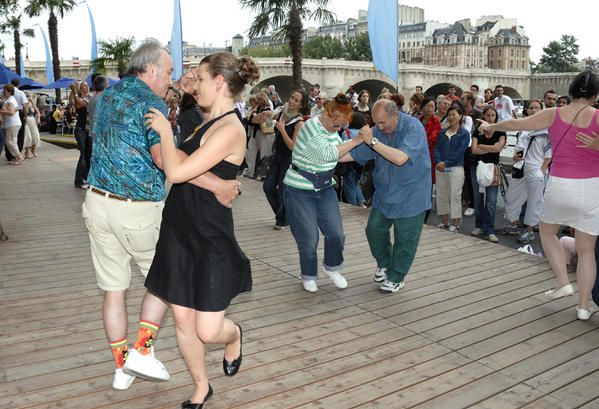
[
  {"x1": 223, "y1": 324, "x2": 243, "y2": 376},
  {"x1": 181, "y1": 384, "x2": 213, "y2": 408}
]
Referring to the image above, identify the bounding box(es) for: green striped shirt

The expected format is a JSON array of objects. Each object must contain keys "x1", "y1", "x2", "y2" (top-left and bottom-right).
[{"x1": 283, "y1": 116, "x2": 341, "y2": 191}]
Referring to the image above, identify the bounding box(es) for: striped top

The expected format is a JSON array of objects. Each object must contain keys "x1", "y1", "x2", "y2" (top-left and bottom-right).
[{"x1": 283, "y1": 116, "x2": 341, "y2": 190}]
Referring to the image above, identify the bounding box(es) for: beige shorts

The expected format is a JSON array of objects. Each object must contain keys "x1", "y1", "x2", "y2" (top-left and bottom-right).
[{"x1": 82, "y1": 189, "x2": 164, "y2": 291}]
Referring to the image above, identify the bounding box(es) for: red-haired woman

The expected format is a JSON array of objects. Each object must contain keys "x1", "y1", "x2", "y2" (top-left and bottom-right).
[{"x1": 283, "y1": 94, "x2": 365, "y2": 293}]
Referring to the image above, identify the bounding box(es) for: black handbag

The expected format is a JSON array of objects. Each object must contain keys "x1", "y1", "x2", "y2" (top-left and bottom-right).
[{"x1": 511, "y1": 164, "x2": 524, "y2": 179}]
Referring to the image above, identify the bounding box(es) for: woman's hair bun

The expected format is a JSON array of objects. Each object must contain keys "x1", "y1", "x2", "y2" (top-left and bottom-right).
[{"x1": 237, "y1": 57, "x2": 260, "y2": 85}]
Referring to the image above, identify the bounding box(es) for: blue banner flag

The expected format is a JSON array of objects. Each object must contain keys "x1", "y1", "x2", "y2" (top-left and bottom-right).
[
  {"x1": 170, "y1": 0, "x2": 183, "y2": 79},
  {"x1": 368, "y1": 0, "x2": 398, "y2": 84},
  {"x1": 80, "y1": 1, "x2": 98, "y2": 61},
  {"x1": 19, "y1": 53, "x2": 25, "y2": 77},
  {"x1": 34, "y1": 24, "x2": 54, "y2": 83}
]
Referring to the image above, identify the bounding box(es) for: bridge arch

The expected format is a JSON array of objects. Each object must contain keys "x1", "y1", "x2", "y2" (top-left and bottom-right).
[
  {"x1": 250, "y1": 75, "x2": 312, "y2": 101},
  {"x1": 351, "y1": 79, "x2": 397, "y2": 99},
  {"x1": 424, "y1": 83, "x2": 464, "y2": 99}
]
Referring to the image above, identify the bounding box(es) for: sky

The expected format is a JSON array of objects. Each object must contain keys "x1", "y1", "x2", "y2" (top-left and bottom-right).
[{"x1": 2, "y1": 0, "x2": 596, "y2": 64}]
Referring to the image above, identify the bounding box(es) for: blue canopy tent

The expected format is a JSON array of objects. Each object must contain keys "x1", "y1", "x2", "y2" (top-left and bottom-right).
[
  {"x1": 0, "y1": 63, "x2": 22, "y2": 85},
  {"x1": 44, "y1": 77, "x2": 78, "y2": 89},
  {"x1": 20, "y1": 77, "x2": 47, "y2": 90}
]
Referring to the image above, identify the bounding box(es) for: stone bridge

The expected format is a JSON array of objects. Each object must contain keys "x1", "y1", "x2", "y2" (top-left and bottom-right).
[{"x1": 17, "y1": 58, "x2": 578, "y2": 103}]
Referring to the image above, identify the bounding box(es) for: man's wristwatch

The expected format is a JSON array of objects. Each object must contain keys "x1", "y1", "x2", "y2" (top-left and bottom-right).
[{"x1": 370, "y1": 137, "x2": 379, "y2": 148}]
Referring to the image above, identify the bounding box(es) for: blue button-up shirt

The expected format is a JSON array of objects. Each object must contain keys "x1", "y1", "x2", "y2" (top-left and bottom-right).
[
  {"x1": 351, "y1": 112, "x2": 431, "y2": 219},
  {"x1": 88, "y1": 76, "x2": 168, "y2": 201}
]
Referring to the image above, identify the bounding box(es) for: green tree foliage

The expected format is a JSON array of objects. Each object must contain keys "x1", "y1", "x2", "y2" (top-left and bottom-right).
[
  {"x1": 581, "y1": 57, "x2": 599, "y2": 73},
  {"x1": 240, "y1": 0, "x2": 336, "y2": 89},
  {"x1": 241, "y1": 44, "x2": 290, "y2": 58},
  {"x1": 303, "y1": 35, "x2": 344, "y2": 59},
  {"x1": 0, "y1": 13, "x2": 35, "y2": 75},
  {"x1": 536, "y1": 34, "x2": 579, "y2": 73},
  {"x1": 90, "y1": 37, "x2": 135, "y2": 78},
  {"x1": 25, "y1": 0, "x2": 76, "y2": 98},
  {"x1": 344, "y1": 32, "x2": 371, "y2": 61},
  {"x1": 244, "y1": 32, "x2": 372, "y2": 62}
]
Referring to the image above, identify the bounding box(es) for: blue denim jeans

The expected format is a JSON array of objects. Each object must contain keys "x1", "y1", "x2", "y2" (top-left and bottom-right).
[
  {"x1": 471, "y1": 165, "x2": 498, "y2": 235},
  {"x1": 342, "y1": 167, "x2": 365, "y2": 205},
  {"x1": 284, "y1": 185, "x2": 345, "y2": 279}
]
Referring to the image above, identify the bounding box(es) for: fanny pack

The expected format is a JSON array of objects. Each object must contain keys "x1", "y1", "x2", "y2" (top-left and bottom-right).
[{"x1": 291, "y1": 164, "x2": 335, "y2": 191}]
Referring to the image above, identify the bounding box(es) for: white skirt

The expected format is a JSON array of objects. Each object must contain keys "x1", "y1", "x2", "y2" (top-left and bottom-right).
[{"x1": 541, "y1": 176, "x2": 599, "y2": 235}]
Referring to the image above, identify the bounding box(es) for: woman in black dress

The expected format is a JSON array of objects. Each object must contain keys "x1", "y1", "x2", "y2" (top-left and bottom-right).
[{"x1": 144, "y1": 53, "x2": 259, "y2": 408}]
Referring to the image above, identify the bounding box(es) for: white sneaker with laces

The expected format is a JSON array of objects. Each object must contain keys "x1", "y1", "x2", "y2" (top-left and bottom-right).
[
  {"x1": 323, "y1": 267, "x2": 348, "y2": 289},
  {"x1": 302, "y1": 279, "x2": 318, "y2": 293},
  {"x1": 112, "y1": 368, "x2": 135, "y2": 390},
  {"x1": 373, "y1": 267, "x2": 387, "y2": 282},
  {"x1": 379, "y1": 279, "x2": 405, "y2": 294},
  {"x1": 448, "y1": 225, "x2": 458, "y2": 233},
  {"x1": 123, "y1": 348, "x2": 170, "y2": 381},
  {"x1": 464, "y1": 207, "x2": 475, "y2": 216}
]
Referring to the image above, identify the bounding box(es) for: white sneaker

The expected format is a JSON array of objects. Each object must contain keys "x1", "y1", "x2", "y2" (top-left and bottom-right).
[
  {"x1": 448, "y1": 225, "x2": 458, "y2": 233},
  {"x1": 323, "y1": 267, "x2": 348, "y2": 289},
  {"x1": 464, "y1": 207, "x2": 475, "y2": 216},
  {"x1": 302, "y1": 279, "x2": 318, "y2": 293},
  {"x1": 373, "y1": 267, "x2": 387, "y2": 282},
  {"x1": 544, "y1": 283, "x2": 574, "y2": 300},
  {"x1": 487, "y1": 234, "x2": 499, "y2": 243},
  {"x1": 123, "y1": 348, "x2": 170, "y2": 381},
  {"x1": 379, "y1": 279, "x2": 405, "y2": 294},
  {"x1": 576, "y1": 306, "x2": 595, "y2": 320},
  {"x1": 471, "y1": 228, "x2": 483, "y2": 237},
  {"x1": 112, "y1": 368, "x2": 135, "y2": 390}
]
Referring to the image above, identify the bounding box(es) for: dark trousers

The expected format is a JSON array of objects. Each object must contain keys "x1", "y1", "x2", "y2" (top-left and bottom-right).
[
  {"x1": 263, "y1": 154, "x2": 290, "y2": 226},
  {"x1": 462, "y1": 151, "x2": 475, "y2": 208},
  {"x1": 365, "y1": 208, "x2": 425, "y2": 283},
  {"x1": 74, "y1": 128, "x2": 92, "y2": 186},
  {"x1": 5, "y1": 112, "x2": 25, "y2": 161}
]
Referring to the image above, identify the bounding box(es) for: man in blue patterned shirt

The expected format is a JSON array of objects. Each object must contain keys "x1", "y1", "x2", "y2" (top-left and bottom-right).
[{"x1": 83, "y1": 39, "x2": 240, "y2": 390}]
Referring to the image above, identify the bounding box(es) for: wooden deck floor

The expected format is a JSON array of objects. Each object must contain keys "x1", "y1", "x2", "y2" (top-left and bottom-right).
[{"x1": 1, "y1": 144, "x2": 598, "y2": 409}]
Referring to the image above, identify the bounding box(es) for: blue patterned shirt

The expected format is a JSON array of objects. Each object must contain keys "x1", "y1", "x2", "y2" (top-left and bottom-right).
[{"x1": 88, "y1": 76, "x2": 168, "y2": 201}]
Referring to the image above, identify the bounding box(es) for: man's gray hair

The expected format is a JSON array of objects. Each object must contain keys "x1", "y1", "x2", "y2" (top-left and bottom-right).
[
  {"x1": 373, "y1": 99, "x2": 399, "y2": 116},
  {"x1": 125, "y1": 39, "x2": 166, "y2": 76}
]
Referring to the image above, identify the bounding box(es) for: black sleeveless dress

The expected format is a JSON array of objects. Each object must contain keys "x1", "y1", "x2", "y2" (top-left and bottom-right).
[{"x1": 145, "y1": 111, "x2": 252, "y2": 312}]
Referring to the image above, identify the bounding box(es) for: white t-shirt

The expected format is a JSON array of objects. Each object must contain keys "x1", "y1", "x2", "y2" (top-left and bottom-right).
[
  {"x1": 13, "y1": 87, "x2": 27, "y2": 110},
  {"x1": 2, "y1": 96, "x2": 22, "y2": 128},
  {"x1": 494, "y1": 95, "x2": 515, "y2": 122},
  {"x1": 515, "y1": 129, "x2": 552, "y2": 177}
]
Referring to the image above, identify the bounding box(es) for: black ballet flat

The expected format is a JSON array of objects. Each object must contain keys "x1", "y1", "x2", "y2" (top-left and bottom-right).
[
  {"x1": 181, "y1": 384, "x2": 213, "y2": 409},
  {"x1": 223, "y1": 324, "x2": 243, "y2": 376}
]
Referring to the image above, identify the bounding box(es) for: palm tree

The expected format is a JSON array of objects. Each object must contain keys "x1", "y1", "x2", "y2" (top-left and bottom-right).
[
  {"x1": 25, "y1": 0, "x2": 76, "y2": 99},
  {"x1": 240, "y1": 0, "x2": 335, "y2": 89},
  {"x1": 90, "y1": 37, "x2": 135, "y2": 78},
  {"x1": 0, "y1": 15, "x2": 35, "y2": 75}
]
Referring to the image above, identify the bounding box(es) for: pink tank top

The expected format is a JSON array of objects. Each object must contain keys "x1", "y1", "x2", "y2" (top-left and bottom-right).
[{"x1": 547, "y1": 107, "x2": 599, "y2": 178}]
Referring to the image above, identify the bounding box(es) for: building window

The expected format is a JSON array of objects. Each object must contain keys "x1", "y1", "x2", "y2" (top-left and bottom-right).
[
  {"x1": 511, "y1": 49, "x2": 514, "y2": 57},
  {"x1": 510, "y1": 60, "x2": 514, "y2": 69}
]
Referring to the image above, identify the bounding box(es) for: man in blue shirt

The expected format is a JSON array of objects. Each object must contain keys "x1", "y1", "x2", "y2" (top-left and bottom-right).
[
  {"x1": 342, "y1": 99, "x2": 431, "y2": 293},
  {"x1": 84, "y1": 40, "x2": 240, "y2": 390}
]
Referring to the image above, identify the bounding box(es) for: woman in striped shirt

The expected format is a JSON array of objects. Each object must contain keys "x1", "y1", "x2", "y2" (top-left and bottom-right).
[{"x1": 283, "y1": 94, "x2": 366, "y2": 293}]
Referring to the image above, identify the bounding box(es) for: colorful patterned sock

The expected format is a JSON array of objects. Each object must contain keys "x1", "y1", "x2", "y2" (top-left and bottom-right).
[
  {"x1": 110, "y1": 338, "x2": 128, "y2": 369},
  {"x1": 133, "y1": 321, "x2": 159, "y2": 355}
]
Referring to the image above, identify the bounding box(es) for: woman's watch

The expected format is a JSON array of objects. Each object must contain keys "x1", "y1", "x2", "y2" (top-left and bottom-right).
[{"x1": 370, "y1": 137, "x2": 379, "y2": 148}]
